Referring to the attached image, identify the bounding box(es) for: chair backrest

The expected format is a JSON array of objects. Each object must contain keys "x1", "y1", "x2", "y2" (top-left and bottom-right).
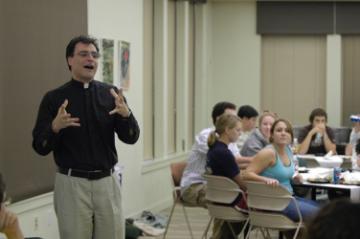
[
  {"x1": 334, "y1": 127, "x2": 351, "y2": 154},
  {"x1": 204, "y1": 174, "x2": 243, "y2": 204},
  {"x1": 170, "y1": 161, "x2": 187, "y2": 187},
  {"x1": 333, "y1": 127, "x2": 351, "y2": 144},
  {"x1": 245, "y1": 181, "x2": 303, "y2": 235},
  {"x1": 292, "y1": 126, "x2": 303, "y2": 140},
  {"x1": 244, "y1": 181, "x2": 292, "y2": 211}
]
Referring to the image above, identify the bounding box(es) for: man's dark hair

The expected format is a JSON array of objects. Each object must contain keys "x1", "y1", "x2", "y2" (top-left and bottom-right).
[
  {"x1": 0, "y1": 173, "x2": 5, "y2": 203},
  {"x1": 356, "y1": 138, "x2": 360, "y2": 155},
  {"x1": 237, "y1": 105, "x2": 258, "y2": 119},
  {"x1": 211, "y1": 102, "x2": 236, "y2": 125},
  {"x1": 306, "y1": 199, "x2": 360, "y2": 239},
  {"x1": 65, "y1": 35, "x2": 99, "y2": 70},
  {"x1": 309, "y1": 108, "x2": 327, "y2": 123}
]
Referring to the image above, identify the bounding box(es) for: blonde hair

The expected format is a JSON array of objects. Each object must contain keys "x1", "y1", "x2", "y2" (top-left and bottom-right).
[
  {"x1": 208, "y1": 114, "x2": 240, "y2": 147},
  {"x1": 259, "y1": 111, "x2": 277, "y2": 127}
]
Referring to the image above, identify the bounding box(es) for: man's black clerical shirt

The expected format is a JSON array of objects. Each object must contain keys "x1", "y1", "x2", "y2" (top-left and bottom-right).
[{"x1": 32, "y1": 79, "x2": 140, "y2": 171}]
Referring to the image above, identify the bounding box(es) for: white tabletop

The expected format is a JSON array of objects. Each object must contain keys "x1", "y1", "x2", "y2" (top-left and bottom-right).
[
  {"x1": 297, "y1": 155, "x2": 343, "y2": 168},
  {"x1": 295, "y1": 169, "x2": 360, "y2": 201}
]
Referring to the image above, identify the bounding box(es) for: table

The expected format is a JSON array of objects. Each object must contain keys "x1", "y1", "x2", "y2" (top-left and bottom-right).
[
  {"x1": 296, "y1": 155, "x2": 352, "y2": 169},
  {"x1": 293, "y1": 181, "x2": 360, "y2": 201}
]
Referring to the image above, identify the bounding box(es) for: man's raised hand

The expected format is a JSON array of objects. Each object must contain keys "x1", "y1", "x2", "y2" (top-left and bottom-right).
[
  {"x1": 51, "y1": 99, "x2": 80, "y2": 133},
  {"x1": 109, "y1": 88, "x2": 130, "y2": 117}
]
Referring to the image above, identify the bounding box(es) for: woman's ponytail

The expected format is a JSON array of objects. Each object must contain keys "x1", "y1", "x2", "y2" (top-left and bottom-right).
[{"x1": 207, "y1": 131, "x2": 217, "y2": 148}]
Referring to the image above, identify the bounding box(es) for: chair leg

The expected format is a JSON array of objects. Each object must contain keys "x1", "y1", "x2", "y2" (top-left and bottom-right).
[
  {"x1": 226, "y1": 221, "x2": 238, "y2": 239},
  {"x1": 265, "y1": 228, "x2": 271, "y2": 239},
  {"x1": 201, "y1": 217, "x2": 213, "y2": 239},
  {"x1": 245, "y1": 224, "x2": 253, "y2": 239},
  {"x1": 162, "y1": 200, "x2": 177, "y2": 239},
  {"x1": 293, "y1": 226, "x2": 301, "y2": 239},
  {"x1": 238, "y1": 219, "x2": 250, "y2": 239},
  {"x1": 181, "y1": 204, "x2": 194, "y2": 239},
  {"x1": 259, "y1": 228, "x2": 267, "y2": 239}
]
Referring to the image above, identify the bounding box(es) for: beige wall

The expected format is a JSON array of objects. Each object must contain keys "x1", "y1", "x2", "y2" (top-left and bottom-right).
[
  {"x1": 261, "y1": 36, "x2": 326, "y2": 126},
  {"x1": 326, "y1": 35, "x2": 342, "y2": 127},
  {"x1": 203, "y1": 1, "x2": 343, "y2": 128},
  {"x1": 0, "y1": 0, "x2": 4, "y2": 171},
  {"x1": 1, "y1": 0, "x2": 87, "y2": 201},
  {"x1": 341, "y1": 36, "x2": 360, "y2": 127},
  {"x1": 206, "y1": 1, "x2": 261, "y2": 125},
  {"x1": 2, "y1": 0, "x2": 87, "y2": 237},
  {"x1": 88, "y1": 0, "x2": 173, "y2": 217}
]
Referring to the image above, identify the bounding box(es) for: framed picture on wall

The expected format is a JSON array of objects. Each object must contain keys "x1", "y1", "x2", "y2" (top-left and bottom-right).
[
  {"x1": 101, "y1": 39, "x2": 114, "y2": 85},
  {"x1": 119, "y1": 40, "x2": 130, "y2": 90}
]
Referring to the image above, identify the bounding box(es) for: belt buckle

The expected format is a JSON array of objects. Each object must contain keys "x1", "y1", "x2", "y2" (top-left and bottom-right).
[
  {"x1": 88, "y1": 170, "x2": 106, "y2": 180},
  {"x1": 88, "y1": 170, "x2": 98, "y2": 180}
]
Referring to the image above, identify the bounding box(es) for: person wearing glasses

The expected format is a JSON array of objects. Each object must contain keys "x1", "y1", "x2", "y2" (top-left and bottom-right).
[
  {"x1": 0, "y1": 174, "x2": 24, "y2": 239},
  {"x1": 32, "y1": 35, "x2": 140, "y2": 239}
]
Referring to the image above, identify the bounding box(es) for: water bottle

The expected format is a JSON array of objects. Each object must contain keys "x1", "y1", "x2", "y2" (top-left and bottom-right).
[
  {"x1": 292, "y1": 138, "x2": 299, "y2": 154},
  {"x1": 293, "y1": 155, "x2": 299, "y2": 171},
  {"x1": 333, "y1": 167, "x2": 341, "y2": 184},
  {"x1": 314, "y1": 132, "x2": 322, "y2": 144}
]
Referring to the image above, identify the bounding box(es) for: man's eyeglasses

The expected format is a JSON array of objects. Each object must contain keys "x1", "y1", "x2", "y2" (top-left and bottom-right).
[{"x1": 76, "y1": 51, "x2": 101, "y2": 59}]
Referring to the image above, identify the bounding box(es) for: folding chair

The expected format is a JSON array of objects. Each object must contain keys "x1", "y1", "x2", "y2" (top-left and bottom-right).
[
  {"x1": 202, "y1": 174, "x2": 249, "y2": 239},
  {"x1": 163, "y1": 161, "x2": 194, "y2": 239},
  {"x1": 244, "y1": 181, "x2": 304, "y2": 239}
]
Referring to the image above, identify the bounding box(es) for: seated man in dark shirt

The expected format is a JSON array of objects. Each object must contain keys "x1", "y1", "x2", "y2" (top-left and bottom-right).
[{"x1": 298, "y1": 108, "x2": 336, "y2": 156}]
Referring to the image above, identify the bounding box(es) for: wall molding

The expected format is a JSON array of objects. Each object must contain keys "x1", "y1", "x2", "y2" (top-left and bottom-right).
[
  {"x1": 8, "y1": 192, "x2": 53, "y2": 214},
  {"x1": 141, "y1": 152, "x2": 189, "y2": 174}
]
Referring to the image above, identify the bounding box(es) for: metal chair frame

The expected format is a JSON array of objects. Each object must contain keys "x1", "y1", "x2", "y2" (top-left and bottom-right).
[
  {"x1": 163, "y1": 162, "x2": 194, "y2": 239},
  {"x1": 244, "y1": 181, "x2": 304, "y2": 239},
  {"x1": 202, "y1": 174, "x2": 249, "y2": 239}
]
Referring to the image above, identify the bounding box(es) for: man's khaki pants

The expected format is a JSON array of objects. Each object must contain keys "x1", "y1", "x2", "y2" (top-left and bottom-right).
[
  {"x1": 181, "y1": 183, "x2": 207, "y2": 208},
  {"x1": 54, "y1": 173, "x2": 123, "y2": 239}
]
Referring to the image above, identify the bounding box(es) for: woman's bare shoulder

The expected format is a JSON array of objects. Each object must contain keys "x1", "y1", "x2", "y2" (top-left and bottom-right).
[{"x1": 257, "y1": 147, "x2": 276, "y2": 159}]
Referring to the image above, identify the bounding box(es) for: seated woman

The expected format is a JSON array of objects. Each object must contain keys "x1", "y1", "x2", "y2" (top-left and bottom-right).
[
  {"x1": 240, "y1": 111, "x2": 276, "y2": 157},
  {"x1": 242, "y1": 118, "x2": 318, "y2": 222},
  {"x1": 0, "y1": 173, "x2": 24, "y2": 239},
  {"x1": 207, "y1": 114, "x2": 245, "y2": 191},
  {"x1": 206, "y1": 114, "x2": 245, "y2": 239}
]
